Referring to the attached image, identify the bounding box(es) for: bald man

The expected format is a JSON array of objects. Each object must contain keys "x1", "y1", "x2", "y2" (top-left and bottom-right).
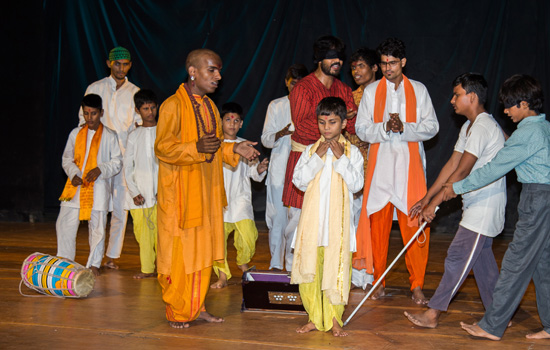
[{"x1": 155, "y1": 49, "x2": 260, "y2": 328}]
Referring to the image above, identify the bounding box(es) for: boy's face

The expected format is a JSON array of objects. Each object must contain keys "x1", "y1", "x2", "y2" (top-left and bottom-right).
[
  {"x1": 285, "y1": 77, "x2": 299, "y2": 94},
  {"x1": 504, "y1": 101, "x2": 530, "y2": 123},
  {"x1": 189, "y1": 55, "x2": 222, "y2": 96},
  {"x1": 106, "y1": 59, "x2": 132, "y2": 81},
  {"x1": 351, "y1": 59, "x2": 377, "y2": 87},
  {"x1": 222, "y1": 113, "x2": 243, "y2": 139},
  {"x1": 83, "y1": 106, "x2": 103, "y2": 131},
  {"x1": 379, "y1": 54, "x2": 406, "y2": 84},
  {"x1": 450, "y1": 84, "x2": 473, "y2": 115},
  {"x1": 317, "y1": 113, "x2": 346, "y2": 142},
  {"x1": 136, "y1": 102, "x2": 158, "y2": 125}
]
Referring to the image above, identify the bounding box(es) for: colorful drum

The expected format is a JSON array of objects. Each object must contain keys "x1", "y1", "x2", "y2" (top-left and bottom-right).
[{"x1": 21, "y1": 252, "x2": 95, "y2": 298}]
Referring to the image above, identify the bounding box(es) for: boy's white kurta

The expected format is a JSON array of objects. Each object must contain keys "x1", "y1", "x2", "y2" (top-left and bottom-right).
[
  {"x1": 123, "y1": 126, "x2": 159, "y2": 210},
  {"x1": 223, "y1": 137, "x2": 266, "y2": 223},
  {"x1": 260, "y1": 95, "x2": 295, "y2": 269},
  {"x1": 60, "y1": 126, "x2": 123, "y2": 210},
  {"x1": 355, "y1": 79, "x2": 438, "y2": 215},
  {"x1": 292, "y1": 145, "x2": 364, "y2": 251}
]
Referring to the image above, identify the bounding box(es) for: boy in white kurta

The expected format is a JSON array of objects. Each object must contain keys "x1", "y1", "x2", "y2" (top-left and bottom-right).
[
  {"x1": 211, "y1": 102, "x2": 269, "y2": 288},
  {"x1": 57, "y1": 94, "x2": 122, "y2": 276},
  {"x1": 123, "y1": 90, "x2": 159, "y2": 279},
  {"x1": 261, "y1": 63, "x2": 308, "y2": 271},
  {"x1": 292, "y1": 97, "x2": 364, "y2": 337}
]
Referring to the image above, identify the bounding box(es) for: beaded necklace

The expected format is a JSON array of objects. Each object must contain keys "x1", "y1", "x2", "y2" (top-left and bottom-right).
[{"x1": 184, "y1": 83, "x2": 217, "y2": 163}]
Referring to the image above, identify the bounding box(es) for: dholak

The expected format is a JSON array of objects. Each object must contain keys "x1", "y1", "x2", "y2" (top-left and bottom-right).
[{"x1": 20, "y1": 252, "x2": 95, "y2": 298}]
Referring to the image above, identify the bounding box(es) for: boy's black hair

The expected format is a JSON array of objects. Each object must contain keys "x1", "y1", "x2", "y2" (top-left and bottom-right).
[
  {"x1": 82, "y1": 94, "x2": 103, "y2": 110},
  {"x1": 452, "y1": 73, "x2": 488, "y2": 105},
  {"x1": 316, "y1": 97, "x2": 347, "y2": 121},
  {"x1": 499, "y1": 74, "x2": 544, "y2": 114},
  {"x1": 285, "y1": 63, "x2": 309, "y2": 81},
  {"x1": 350, "y1": 47, "x2": 379, "y2": 68},
  {"x1": 313, "y1": 35, "x2": 346, "y2": 64},
  {"x1": 221, "y1": 102, "x2": 243, "y2": 120},
  {"x1": 377, "y1": 37, "x2": 406, "y2": 60},
  {"x1": 134, "y1": 89, "x2": 158, "y2": 109}
]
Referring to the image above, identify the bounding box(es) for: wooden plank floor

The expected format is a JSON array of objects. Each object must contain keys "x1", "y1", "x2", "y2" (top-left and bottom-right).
[{"x1": 0, "y1": 221, "x2": 546, "y2": 349}]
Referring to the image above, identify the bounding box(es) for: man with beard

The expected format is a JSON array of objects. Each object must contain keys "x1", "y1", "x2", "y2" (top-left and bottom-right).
[
  {"x1": 355, "y1": 38, "x2": 439, "y2": 304},
  {"x1": 282, "y1": 35, "x2": 357, "y2": 271}
]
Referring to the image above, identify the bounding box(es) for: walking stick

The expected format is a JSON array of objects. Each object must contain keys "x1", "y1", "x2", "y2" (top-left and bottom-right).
[{"x1": 344, "y1": 207, "x2": 438, "y2": 326}]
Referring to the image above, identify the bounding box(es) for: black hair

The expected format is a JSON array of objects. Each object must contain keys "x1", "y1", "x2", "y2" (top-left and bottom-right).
[
  {"x1": 350, "y1": 47, "x2": 379, "y2": 68},
  {"x1": 377, "y1": 38, "x2": 406, "y2": 60},
  {"x1": 499, "y1": 74, "x2": 544, "y2": 114},
  {"x1": 81, "y1": 94, "x2": 103, "y2": 110},
  {"x1": 221, "y1": 102, "x2": 243, "y2": 119},
  {"x1": 285, "y1": 63, "x2": 309, "y2": 81},
  {"x1": 134, "y1": 89, "x2": 158, "y2": 109},
  {"x1": 452, "y1": 73, "x2": 488, "y2": 105},
  {"x1": 313, "y1": 35, "x2": 346, "y2": 64},
  {"x1": 316, "y1": 97, "x2": 347, "y2": 121}
]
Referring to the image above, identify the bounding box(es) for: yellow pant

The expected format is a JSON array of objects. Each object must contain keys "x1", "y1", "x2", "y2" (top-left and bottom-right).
[
  {"x1": 130, "y1": 205, "x2": 158, "y2": 274},
  {"x1": 299, "y1": 247, "x2": 351, "y2": 332},
  {"x1": 213, "y1": 219, "x2": 258, "y2": 280}
]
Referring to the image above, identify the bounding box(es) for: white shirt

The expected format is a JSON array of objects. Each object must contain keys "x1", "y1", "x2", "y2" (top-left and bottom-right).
[
  {"x1": 454, "y1": 113, "x2": 506, "y2": 237},
  {"x1": 356, "y1": 78, "x2": 439, "y2": 215},
  {"x1": 78, "y1": 76, "x2": 141, "y2": 154},
  {"x1": 261, "y1": 96, "x2": 295, "y2": 187},
  {"x1": 292, "y1": 144, "x2": 364, "y2": 251},
  {"x1": 123, "y1": 126, "x2": 159, "y2": 210},
  {"x1": 223, "y1": 137, "x2": 267, "y2": 223},
  {"x1": 60, "y1": 126, "x2": 122, "y2": 211}
]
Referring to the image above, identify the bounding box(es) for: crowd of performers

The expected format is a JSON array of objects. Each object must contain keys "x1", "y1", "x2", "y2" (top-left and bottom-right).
[{"x1": 54, "y1": 36, "x2": 550, "y2": 340}]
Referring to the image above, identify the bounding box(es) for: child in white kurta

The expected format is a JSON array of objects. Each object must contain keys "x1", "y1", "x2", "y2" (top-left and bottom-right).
[
  {"x1": 56, "y1": 94, "x2": 122, "y2": 276},
  {"x1": 211, "y1": 102, "x2": 269, "y2": 288},
  {"x1": 123, "y1": 89, "x2": 159, "y2": 279},
  {"x1": 291, "y1": 97, "x2": 364, "y2": 337}
]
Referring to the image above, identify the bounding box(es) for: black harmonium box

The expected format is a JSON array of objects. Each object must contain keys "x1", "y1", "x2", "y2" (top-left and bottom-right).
[{"x1": 241, "y1": 270, "x2": 306, "y2": 313}]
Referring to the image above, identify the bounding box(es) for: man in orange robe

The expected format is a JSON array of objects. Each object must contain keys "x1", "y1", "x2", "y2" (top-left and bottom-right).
[{"x1": 155, "y1": 49, "x2": 259, "y2": 328}]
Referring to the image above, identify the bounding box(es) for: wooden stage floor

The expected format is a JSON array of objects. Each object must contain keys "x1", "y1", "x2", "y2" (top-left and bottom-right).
[{"x1": 0, "y1": 221, "x2": 546, "y2": 349}]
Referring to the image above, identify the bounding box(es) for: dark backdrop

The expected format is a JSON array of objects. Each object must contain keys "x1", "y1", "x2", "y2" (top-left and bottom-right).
[{"x1": 4, "y1": 0, "x2": 550, "y2": 233}]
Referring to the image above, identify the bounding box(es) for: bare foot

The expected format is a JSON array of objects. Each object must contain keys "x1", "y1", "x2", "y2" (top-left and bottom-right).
[
  {"x1": 526, "y1": 330, "x2": 550, "y2": 339},
  {"x1": 460, "y1": 322, "x2": 501, "y2": 340},
  {"x1": 90, "y1": 266, "x2": 100, "y2": 276},
  {"x1": 169, "y1": 321, "x2": 189, "y2": 329},
  {"x1": 411, "y1": 287, "x2": 429, "y2": 305},
  {"x1": 404, "y1": 308, "x2": 440, "y2": 328},
  {"x1": 473, "y1": 320, "x2": 512, "y2": 328},
  {"x1": 133, "y1": 272, "x2": 156, "y2": 279},
  {"x1": 370, "y1": 285, "x2": 385, "y2": 300},
  {"x1": 210, "y1": 272, "x2": 228, "y2": 289},
  {"x1": 197, "y1": 311, "x2": 224, "y2": 323},
  {"x1": 103, "y1": 259, "x2": 119, "y2": 270},
  {"x1": 296, "y1": 322, "x2": 317, "y2": 334},
  {"x1": 238, "y1": 263, "x2": 249, "y2": 273},
  {"x1": 332, "y1": 318, "x2": 348, "y2": 337}
]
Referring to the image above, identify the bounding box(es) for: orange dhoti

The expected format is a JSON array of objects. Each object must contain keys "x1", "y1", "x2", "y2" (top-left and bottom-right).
[{"x1": 370, "y1": 203, "x2": 429, "y2": 290}]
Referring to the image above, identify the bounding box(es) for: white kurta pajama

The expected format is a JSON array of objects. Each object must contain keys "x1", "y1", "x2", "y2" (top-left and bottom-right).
[
  {"x1": 56, "y1": 125, "x2": 122, "y2": 268},
  {"x1": 213, "y1": 137, "x2": 267, "y2": 280},
  {"x1": 123, "y1": 126, "x2": 159, "y2": 274},
  {"x1": 78, "y1": 76, "x2": 140, "y2": 260},
  {"x1": 261, "y1": 96, "x2": 295, "y2": 270}
]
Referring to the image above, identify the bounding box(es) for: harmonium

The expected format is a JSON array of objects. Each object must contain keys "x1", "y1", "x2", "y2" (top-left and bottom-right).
[{"x1": 241, "y1": 270, "x2": 306, "y2": 313}]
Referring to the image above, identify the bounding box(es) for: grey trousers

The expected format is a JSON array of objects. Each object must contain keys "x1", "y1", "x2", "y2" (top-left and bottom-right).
[
  {"x1": 478, "y1": 183, "x2": 550, "y2": 338},
  {"x1": 428, "y1": 226, "x2": 499, "y2": 312}
]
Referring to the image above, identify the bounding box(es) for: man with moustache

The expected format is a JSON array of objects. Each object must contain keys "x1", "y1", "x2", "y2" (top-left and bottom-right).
[
  {"x1": 154, "y1": 49, "x2": 260, "y2": 328},
  {"x1": 281, "y1": 35, "x2": 358, "y2": 271},
  {"x1": 355, "y1": 38, "x2": 439, "y2": 304}
]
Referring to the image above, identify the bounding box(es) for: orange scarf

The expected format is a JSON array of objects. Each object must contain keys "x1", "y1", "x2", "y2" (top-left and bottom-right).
[
  {"x1": 59, "y1": 124, "x2": 104, "y2": 221},
  {"x1": 353, "y1": 76, "x2": 426, "y2": 271}
]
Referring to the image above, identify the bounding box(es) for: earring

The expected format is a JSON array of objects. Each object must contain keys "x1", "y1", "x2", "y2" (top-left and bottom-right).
[{"x1": 191, "y1": 76, "x2": 195, "y2": 81}]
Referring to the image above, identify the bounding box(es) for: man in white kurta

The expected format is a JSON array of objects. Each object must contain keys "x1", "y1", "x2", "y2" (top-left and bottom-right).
[
  {"x1": 355, "y1": 38, "x2": 438, "y2": 303},
  {"x1": 261, "y1": 64, "x2": 308, "y2": 271},
  {"x1": 57, "y1": 104, "x2": 122, "y2": 271},
  {"x1": 78, "y1": 47, "x2": 140, "y2": 269}
]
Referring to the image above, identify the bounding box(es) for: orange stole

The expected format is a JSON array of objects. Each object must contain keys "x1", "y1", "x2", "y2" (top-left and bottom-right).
[
  {"x1": 353, "y1": 76, "x2": 427, "y2": 271},
  {"x1": 58, "y1": 124, "x2": 104, "y2": 221}
]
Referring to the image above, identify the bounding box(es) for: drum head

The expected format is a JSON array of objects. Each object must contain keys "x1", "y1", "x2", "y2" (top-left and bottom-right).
[{"x1": 73, "y1": 269, "x2": 95, "y2": 297}]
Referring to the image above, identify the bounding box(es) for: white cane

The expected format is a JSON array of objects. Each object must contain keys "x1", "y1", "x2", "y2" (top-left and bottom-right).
[{"x1": 344, "y1": 206, "x2": 438, "y2": 326}]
